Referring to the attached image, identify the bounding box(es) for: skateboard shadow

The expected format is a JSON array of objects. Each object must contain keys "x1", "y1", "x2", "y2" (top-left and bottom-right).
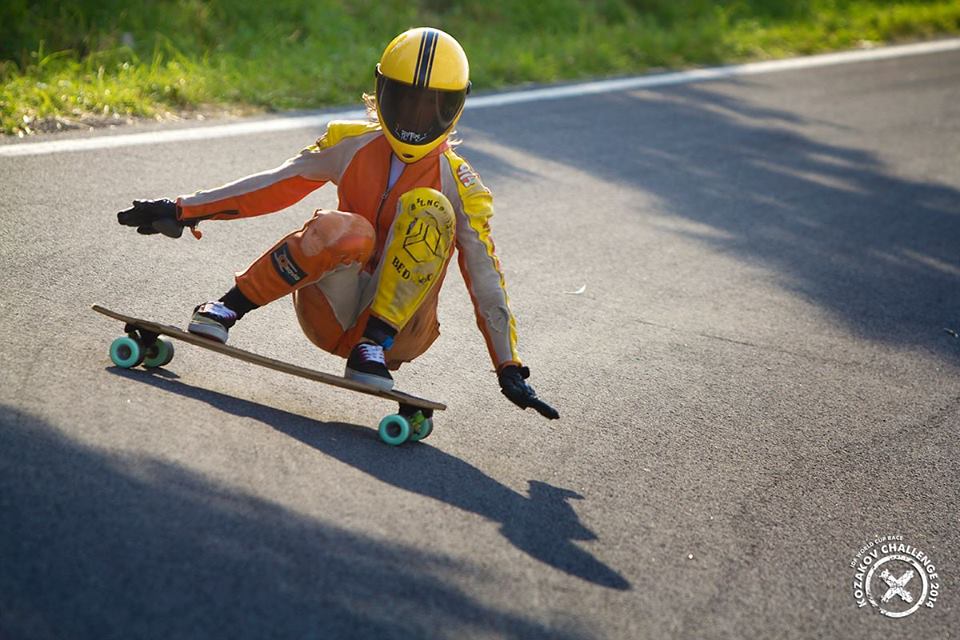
[{"x1": 109, "y1": 368, "x2": 631, "y2": 591}]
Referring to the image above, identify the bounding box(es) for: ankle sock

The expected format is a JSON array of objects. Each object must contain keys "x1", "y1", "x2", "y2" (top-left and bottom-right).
[
  {"x1": 219, "y1": 286, "x2": 259, "y2": 320},
  {"x1": 363, "y1": 315, "x2": 397, "y2": 349}
]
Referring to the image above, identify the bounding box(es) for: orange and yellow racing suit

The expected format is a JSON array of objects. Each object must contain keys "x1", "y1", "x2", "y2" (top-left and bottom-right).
[{"x1": 176, "y1": 120, "x2": 520, "y2": 371}]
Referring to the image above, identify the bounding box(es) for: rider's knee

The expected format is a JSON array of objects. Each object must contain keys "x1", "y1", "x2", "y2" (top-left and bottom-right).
[{"x1": 300, "y1": 209, "x2": 375, "y2": 264}]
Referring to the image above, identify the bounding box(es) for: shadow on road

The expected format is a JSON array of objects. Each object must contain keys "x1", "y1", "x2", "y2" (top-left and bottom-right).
[
  {"x1": 465, "y1": 78, "x2": 960, "y2": 360},
  {"x1": 104, "y1": 368, "x2": 630, "y2": 592},
  {"x1": 0, "y1": 403, "x2": 596, "y2": 640}
]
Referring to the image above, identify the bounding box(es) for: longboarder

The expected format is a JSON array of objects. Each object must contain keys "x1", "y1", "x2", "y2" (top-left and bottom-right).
[{"x1": 116, "y1": 27, "x2": 558, "y2": 420}]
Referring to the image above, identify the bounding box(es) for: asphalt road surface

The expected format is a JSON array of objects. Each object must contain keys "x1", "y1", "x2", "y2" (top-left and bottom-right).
[{"x1": 1, "y1": 44, "x2": 959, "y2": 639}]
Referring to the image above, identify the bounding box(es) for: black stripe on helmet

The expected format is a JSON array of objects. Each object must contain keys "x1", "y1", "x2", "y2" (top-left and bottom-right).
[
  {"x1": 414, "y1": 34, "x2": 427, "y2": 85},
  {"x1": 424, "y1": 32, "x2": 438, "y2": 86},
  {"x1": 414, "y1": 29, "x2": 438, "y2": 88}
]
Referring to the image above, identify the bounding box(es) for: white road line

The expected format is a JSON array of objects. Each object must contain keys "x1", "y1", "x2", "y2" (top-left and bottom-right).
[{"x1": 2, "y1": 38, "x2": 958, "y2": 158}]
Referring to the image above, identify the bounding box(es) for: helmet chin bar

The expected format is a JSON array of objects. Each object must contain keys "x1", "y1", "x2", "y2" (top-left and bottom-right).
[{"x1": 385, "y1": 129, "x2": 451, "y2": 163}]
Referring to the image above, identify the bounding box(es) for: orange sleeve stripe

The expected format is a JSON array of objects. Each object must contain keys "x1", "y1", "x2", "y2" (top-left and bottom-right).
[{"x1": 179, "y1": 175, "x2": 325, "y2": 222}]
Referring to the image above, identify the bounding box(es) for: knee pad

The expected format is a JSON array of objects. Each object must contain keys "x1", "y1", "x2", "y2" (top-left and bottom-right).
[
  {"x1": 394, "y1": 187, "x2": 455, "y2": 264},
  {"x1": 371, "y1": 188, "x2": 455, "y2": 329}
]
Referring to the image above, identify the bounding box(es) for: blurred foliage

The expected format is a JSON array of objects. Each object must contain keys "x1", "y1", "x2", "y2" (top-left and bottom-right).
[{"x1": 2, "y1": 0, "x2": 959, "y2": 134}]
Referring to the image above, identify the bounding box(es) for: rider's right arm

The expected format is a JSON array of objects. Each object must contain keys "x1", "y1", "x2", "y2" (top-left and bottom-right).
[{"x1": 177, "y1": 121, "x2": 380, "y2": 223}]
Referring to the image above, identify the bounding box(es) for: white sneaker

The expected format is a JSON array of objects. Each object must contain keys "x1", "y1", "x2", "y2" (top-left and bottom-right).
[{"x1": 188, "y1": 301, "x2": 238, "y2": 343}]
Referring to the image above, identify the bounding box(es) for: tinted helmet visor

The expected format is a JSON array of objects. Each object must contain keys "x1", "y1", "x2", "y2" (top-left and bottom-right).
[{"x1": 376, "y1": 72, "x2": 467, "y2": 147}]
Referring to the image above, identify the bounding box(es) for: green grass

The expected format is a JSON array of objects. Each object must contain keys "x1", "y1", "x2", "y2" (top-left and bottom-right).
[{"x1": 3, "y1": 0, "x2": 960, "y2": 135}]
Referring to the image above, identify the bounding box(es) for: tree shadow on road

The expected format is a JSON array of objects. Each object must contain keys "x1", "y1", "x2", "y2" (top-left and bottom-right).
[
  {"x1": 464, "y1": 78, "x2": 960, "y2": 361},
  {"x1": 0, "y1": 403, "x2": 598, "y2": 640},
  {"x1": 105, "y1": 368, "x2": 631, "y2": 592}
]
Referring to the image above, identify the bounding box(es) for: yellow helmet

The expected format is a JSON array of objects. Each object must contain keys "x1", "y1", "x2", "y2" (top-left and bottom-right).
[{"x1": 375, "y1": 27, "x2": 471, "y2": 163}]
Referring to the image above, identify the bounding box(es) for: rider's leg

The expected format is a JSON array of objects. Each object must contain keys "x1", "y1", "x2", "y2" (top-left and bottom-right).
[
  {"x1": 189, "y1": 209, "x2": 374, "y2": 343},
  {"x1": 344, "y1": 187, "x2": 456, "y2": 388}
]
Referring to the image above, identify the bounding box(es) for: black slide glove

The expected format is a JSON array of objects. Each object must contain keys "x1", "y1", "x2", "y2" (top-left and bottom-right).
[
  {"x1": 117, "y1": 198, "x2": 191, "y2": 238},
  {"x1": 498, "y1": 365, "x2": 560, "y2": 420}
]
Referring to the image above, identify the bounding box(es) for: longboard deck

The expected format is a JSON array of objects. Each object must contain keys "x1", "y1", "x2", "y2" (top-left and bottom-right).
[{"x1": 92, "y1": 304, "x2": 446, "y2": 411}]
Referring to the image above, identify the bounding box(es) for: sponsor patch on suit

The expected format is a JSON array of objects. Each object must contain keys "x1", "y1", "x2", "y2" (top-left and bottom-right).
[{"x1": 271, "y1": 243, "x2": 307, "y2": 286}]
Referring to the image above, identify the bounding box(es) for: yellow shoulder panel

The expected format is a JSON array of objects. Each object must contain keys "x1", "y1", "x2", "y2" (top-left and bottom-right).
[{"x1": 312, "y1": 120, "x2": 381, "y2": 151}]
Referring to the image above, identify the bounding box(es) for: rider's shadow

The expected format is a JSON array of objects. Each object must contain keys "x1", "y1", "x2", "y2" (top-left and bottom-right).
[{"x1": 110, "y1": 368, "x2": 631, "y2": 591}]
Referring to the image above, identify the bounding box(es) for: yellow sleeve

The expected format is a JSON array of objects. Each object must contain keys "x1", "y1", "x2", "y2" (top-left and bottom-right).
[{"x1": 442, "y1": 149, "x2": 521, "y2": 369}]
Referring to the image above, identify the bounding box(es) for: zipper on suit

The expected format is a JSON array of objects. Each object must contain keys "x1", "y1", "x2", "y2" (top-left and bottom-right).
[
  {"x1": 374, "y1": 187, "x2": 390, "y2": 233},
  {"x1": 373, "y1": 153, "x2": 403, "y2": 264}
]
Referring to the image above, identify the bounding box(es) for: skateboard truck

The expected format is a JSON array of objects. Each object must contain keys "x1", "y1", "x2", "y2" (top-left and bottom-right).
[
  {"x1": 125, "y1": 322, "x2": 159, "y2": 347},
  {"x1": 395, "y1": 403, "x2": 435, "y2": 442}
]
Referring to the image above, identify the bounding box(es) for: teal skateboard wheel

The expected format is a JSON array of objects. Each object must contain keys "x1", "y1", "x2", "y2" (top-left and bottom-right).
[
  {"x1": 378, "y1": 414, "x2": 411, "y2": 446},
  {"x1": 143, "y1": 337, "x2": 175, "y2": 368},
  {"x1": 109, "y1": 335, "x2": 144, "y2": 368}
]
